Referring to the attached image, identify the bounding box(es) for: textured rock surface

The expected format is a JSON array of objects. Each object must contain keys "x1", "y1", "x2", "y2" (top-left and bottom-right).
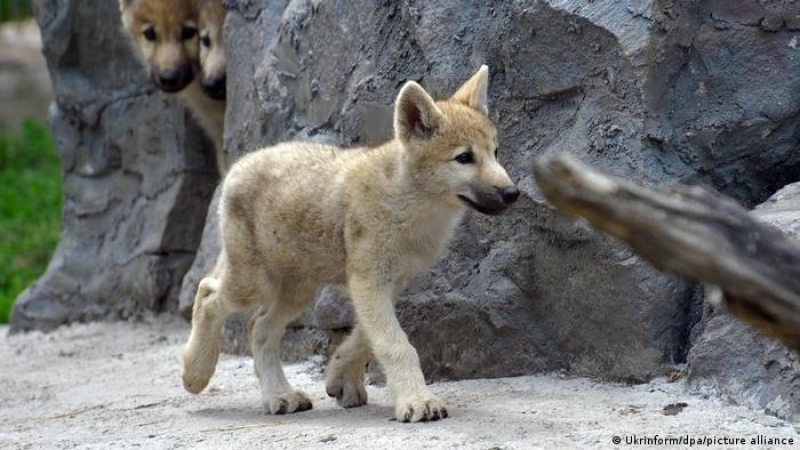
[
  {"x1": 645, "y1": 2, "x2": 800, "y2": 206},
  {"x1": 178, "y1": 188, "x2": 222, "y2": 319},
  {"x1": 688, "y1": 183, "x2": 800, "y2": 421},
  {"x1": 10, "y1": 0, "x2": 217, "y2": 331}
]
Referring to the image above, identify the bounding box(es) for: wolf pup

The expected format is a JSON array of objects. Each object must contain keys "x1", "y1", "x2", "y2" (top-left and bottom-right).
[
  {"x1": 193, "y1": 0, "x2": 227, "y2": 171},
  {"x1": 181, "y1": 66, "x2": 520, "y2": 423},
  {"x1": 198, "y1": 0, "x2": 226, "y2": 101},
  {"x1": 118, "y1": 0, "x2": 227, "y2": 174}
]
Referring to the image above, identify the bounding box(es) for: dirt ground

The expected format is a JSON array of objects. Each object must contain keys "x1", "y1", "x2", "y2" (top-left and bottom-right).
[{"x1": 1, "y1": 316, "x2": 797, "y2": 449}]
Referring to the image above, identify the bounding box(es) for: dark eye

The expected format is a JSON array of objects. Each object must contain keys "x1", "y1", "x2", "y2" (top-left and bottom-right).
[
  {"x1": 200, "y1": 32, "x2": 211, "y2": 48},
  {"x1": 182, "y1": 26, "x2": 198, "y2": 41},
  {"x1": 454, "y1": 150, "x2": 475, "y2": 164},
  {"x1": 494, "y1": 148, "x2": 498, "y2": 159},
  {"x1": 143, "y1": 26, "x2": 156, "y2": 41}
]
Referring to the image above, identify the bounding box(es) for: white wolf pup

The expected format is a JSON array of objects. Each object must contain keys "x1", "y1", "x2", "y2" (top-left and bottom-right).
[{"x1": 182, "y1": 65, "x2": 520, "y2": 422}]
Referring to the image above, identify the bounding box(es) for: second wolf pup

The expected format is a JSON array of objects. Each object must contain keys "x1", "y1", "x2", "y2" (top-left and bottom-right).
[
  {"x1": 181, "y1": 65, "x2": 520, "y2": 422},
  {"x1": 198, "y1": 0, "x2": 226, "y2": 101}
]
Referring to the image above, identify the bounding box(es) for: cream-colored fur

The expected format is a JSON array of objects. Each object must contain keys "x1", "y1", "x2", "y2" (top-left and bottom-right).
[
  {"x1": 118, "y1": 0, "x2": 227, "y2": 175},
  {"x1": 196, "y1": 0, "x2": 227, "y2": 172},
  {"x1": 181, "y1": 73, "x2": 226, "y2": 173},
  {"x1": 198, "y1": 0, "x2": 226, "y2": 100},
  {"x1": 181, "y1": 66, "x2": 520, "y2": 422}
]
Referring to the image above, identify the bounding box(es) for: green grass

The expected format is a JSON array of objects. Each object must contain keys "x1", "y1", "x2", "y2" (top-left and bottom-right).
[
  {"x1": 0, "y1": 0, "x2": 32, "y2": 22},
  {"x1": 0, "y1": 120, "x2": 61, "y2": 324}
]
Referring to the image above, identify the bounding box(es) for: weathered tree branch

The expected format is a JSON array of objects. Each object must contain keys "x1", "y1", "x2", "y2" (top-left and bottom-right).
[{"x1": 532, "y1": 153, "x2": 800, "y2": 351}]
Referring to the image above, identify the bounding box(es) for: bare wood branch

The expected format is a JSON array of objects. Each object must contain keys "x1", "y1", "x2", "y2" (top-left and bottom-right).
[{"x1": 532, "y1": 153, "x2": 800, "y2": 351}]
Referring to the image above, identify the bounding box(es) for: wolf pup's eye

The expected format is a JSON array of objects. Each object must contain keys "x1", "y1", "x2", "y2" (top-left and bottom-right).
[
  {"x1": 200, "y1": 31, "x2": 211, "y2": 48},
  {"x1": 494, "y1": 148, "x2": 498, "y2": 159},
  {"x1": 454, "y1": 149, "x2": 475, "y2": 164},
  {"x1": 182, "y1": 26, "x2": 198, "y2": 41},
  {"x1": 143, "y1": 26, "x2": 156, "y2": 42}
]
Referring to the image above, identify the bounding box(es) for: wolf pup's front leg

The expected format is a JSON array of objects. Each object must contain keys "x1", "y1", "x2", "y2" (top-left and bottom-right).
[{"x1": 347, "y1": 275, "x2": 448, "y2": 422}]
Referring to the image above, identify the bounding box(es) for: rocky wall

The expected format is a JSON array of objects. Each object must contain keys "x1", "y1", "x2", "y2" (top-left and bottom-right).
[{"x1": 10, "y1": 0, "x2": 218, "y2": 331}]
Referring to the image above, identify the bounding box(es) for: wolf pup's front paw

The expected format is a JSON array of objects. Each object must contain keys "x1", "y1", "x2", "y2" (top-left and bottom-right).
[
  {"x1": 395, "y1": 394, "x2": 448, "y2": 422},
  {"x1": 264, "y1": 390, "x2": 313, "y2": 415}
]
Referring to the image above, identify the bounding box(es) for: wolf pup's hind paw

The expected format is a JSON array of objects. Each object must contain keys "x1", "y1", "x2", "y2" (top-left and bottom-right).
[
  {"x1": 326, "y1": 375, "x2": 368, "y2": 408},
  {"x1": 265, "y1": 391, "x2": 313, "y2": 415}
]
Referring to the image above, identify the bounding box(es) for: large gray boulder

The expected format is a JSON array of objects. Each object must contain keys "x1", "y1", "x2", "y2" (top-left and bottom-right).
[
  {"x1": 10, "y1": 0, "x2": 217, "y2": 331},
  {"x1": 688, "y1": 183, "x2": 800, "y2": 421}
]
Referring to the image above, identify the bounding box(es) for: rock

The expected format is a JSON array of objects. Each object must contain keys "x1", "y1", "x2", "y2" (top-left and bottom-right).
[
  {"x1": 688, "y1": 183, "x2": 800, "y2": 421},
  {"x1": 642, "y1": 1, "x2": 800, "y2": 206},
  {"x1": 178, "y1": 188, "x2": 222, "y2": 319},
  {"x1": 10, "y1": 0, "x2": 217, "y2": 332}
]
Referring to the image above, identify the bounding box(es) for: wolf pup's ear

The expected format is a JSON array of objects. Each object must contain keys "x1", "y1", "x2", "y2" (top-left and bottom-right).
[
  {"x1": 395, "y1": 81, "x2": 446, "y2": 143},
  {"x1": 451, "y1": 65, "x2": 489, "y2": 116}
]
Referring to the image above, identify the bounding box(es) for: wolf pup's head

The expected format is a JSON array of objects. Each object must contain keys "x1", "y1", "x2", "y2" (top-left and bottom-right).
[
  {"x1": 119, "y1": 0, "x2": 201, "y2": 93},
  {"x1": 394, "y1": 65, "x2": 519, "y2": 215},
  {"x1": 198, "y1": 0, "x2": 227, "y2": 100}
]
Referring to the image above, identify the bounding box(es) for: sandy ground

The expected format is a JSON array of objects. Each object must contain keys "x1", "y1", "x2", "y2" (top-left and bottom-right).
[{"x1": 1, "y1": 316, "x2": 797, "y2": 450}]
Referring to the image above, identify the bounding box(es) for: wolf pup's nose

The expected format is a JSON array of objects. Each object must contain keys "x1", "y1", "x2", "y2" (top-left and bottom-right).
[
  {"x1": 159, "y1": 71, "x2": 181, "y2": 89},
  {"x1": 201, "y1": 76, "x2": 227, "y2": 100},
  {"x1": 501, "y1": 186, "x2": 520, "y2": 205}
]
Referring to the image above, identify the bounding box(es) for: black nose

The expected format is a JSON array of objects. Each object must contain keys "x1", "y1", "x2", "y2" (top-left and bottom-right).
[
  {"x1": 201, "y1": 75, "x2": 226, "y2": 100},
  {"x1": 154, "y1": 67, "x2": 194, "y2": 93},
  {"x1": 159, "y1": 71, "x2": 181, "y2": 89},
  {"x1": 501, "y1": 186, "x2": 520, "y2": 204}
]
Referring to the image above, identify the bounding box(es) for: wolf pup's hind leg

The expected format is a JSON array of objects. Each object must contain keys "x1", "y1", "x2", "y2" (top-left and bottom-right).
[
  {"x1": 325, "y1": 323, "x2": 371, "y2": 408},
  {"x1": 249, "y1": 283, "x2": 319, "y2": 414},
  {"x1": 182, "y1": 276, "x2": 225, "y2": 394},
  {"x1": 182, "y1": 258, "x2": 260, "y2": 394}
]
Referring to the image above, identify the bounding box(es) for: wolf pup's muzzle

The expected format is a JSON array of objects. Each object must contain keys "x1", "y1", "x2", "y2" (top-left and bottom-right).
[
  {"x1": 201, "y1": 74, "x2": 226, "y2": 100},
  {"x1": 153, "y1": 66, "x2": 195, "y2": 93},
  {"x1": 459, "y1": 185, "x2": 520, "y2": 215}
]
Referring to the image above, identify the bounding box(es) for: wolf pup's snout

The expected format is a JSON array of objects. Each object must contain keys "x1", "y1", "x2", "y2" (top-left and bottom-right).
[
  {"x1": 201, "y1": 74, "x2": 226, "y2": 100},
  {"x1": 459, "y1": 183, "x2": 518, "y2": 216},
  {"x1": 155, "y1": 67, "x2": 194, "y2": 92}
]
